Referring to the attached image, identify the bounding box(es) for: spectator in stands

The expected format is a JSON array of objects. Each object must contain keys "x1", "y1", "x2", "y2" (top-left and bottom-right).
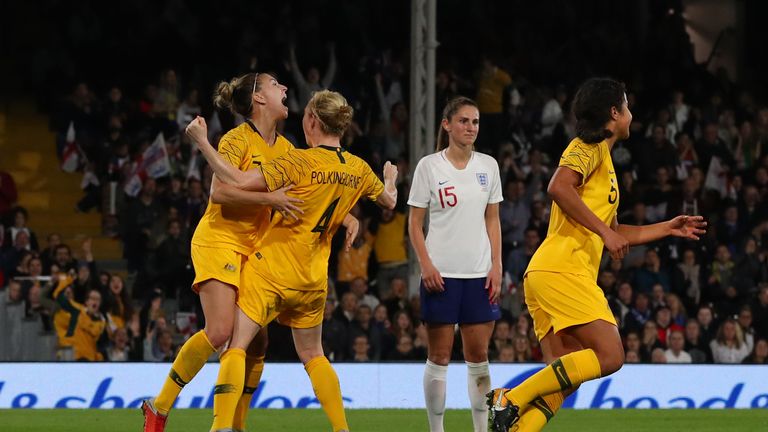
[
  {"x1": 650, "y1": 284, "x2": 667, "y2": 310},
  {"x1": 664, "y1": 330, "x2": 692, "y2": 363},
  {"x1": 624, "y1": 331, "x2": 645, "y2": 363},
  {"x1": 334, "y1": 292, "x2": 359, "y2": 328},
  {"x1": 743, "y1": 338, "x2": 768, "y2": 364},
  {"x1": 0, "y1": 170, "x2": 18, "y2": 219},
  {"x1": 372, "y1": 207, "x2": 409, "y2": 299},
  {"x1": 610, "y1": 281, "x2": 634, "y2": 328},
  {"x1": 697, "y1": 305, "x2": 718, "y2": 344},
  {"x1": 349, "y1": 278, "x2": 379, "y2": 311},
  {"x1": 25, "y1": 282, "x2": 53, "y2": 332},
  {"x1": 4, "y1": 207, "x2": 38, "y2": 251},
  {"x1": 382, "y1": 276, "x2": 410, "y2": 316},
  {"x1": 710, "y1": 318, "x2": 750, "y2": 364},
  {"x1": 48, "y1": 244, "x2": 78, "y2": 275},
  {"x1": 176, "y1": 88, "x2": 201, "y2": 131},
  {"x1": 752, "y1": 285, "x2": 768, "y2": 340},
  {"x1": 103, "y1": 275, "x2": 133, "y2": 331},
  {"x1": 654, "y1": 305, "x2": 682, "y2": 346},
  {"x1": 349, "y1": 304, "x2": 382, "y2": 360},
  {"x1": 107, "y1": 327, "x2": 130, "y2": 362},
  {"x1": 474, "y1": 55, "x2": 511, "y2": 153},
  {"x1": 387, "y1": 334, "x2": 420, "y2": 361},
  {"x1": 666, "y1": 293, "x2": 687, "y2": 327},
  {"x1": 54, "y1": 278, "x2": 107, "y2": 362},
  {"x1": 286, "y1": 42, "x2": 336, "y2": 112},
  {"x1": 637, "y1": 125, "x2": 678, "y2": 183},
  {"x1": 321, "y1": 298, "x2": 348, "y2": 361},
  {"x1": 642, "y1": 320, "x2": 664, "y2": 355},
  {"x1": 683, "y1": 319, "x2": 710, "y2": 363},
  {"x1": 336, "y1": 219, "x2": 375, "y2": 294},
  {"x1": 500, "y1": 180, "x2": 530, "y2": 260},
  {"x1": 151, "y1": 219, "x2": 192, "y2": 300},
  {"x1": 633, "y1": 249, "x2": 672, "y2": 293},
  {"x1": 4, "y1": 279, "x2": 23, "y2": 304},
  {"x1": 496, "y1": 344, "x2": 516, "y2": 362},
  {"x1": 39, "y1": 233, "x2": 61, "y2": 272},
  {"x1": 489, "y1": 319, "x2": 512, "y2": 360},
  {"x1": 144, "y1": 326, "x2": 175, "y2": 362},
  {"x1": 1, "y1": 232, "x2": 32, "y2": 277},
  {"x1": 624, "y1": 292, "x2": 652, "y2": 333},
  {"x1": 122, "y1": 177, "x2": 164, "y2": 274},
  {"x1": 674, "y1": 248, "x2": 702, "y2": 312},
  {"x1": 351, "y1": 334, "x2": 371, "y2": 362},
  {"x1": 71, "y1": 239, "x2": 96, "y2": 303},
  {"x1": 737, "y1": 305, "x2": 756, "y2": 353},
  {"x1": 510, "y1": 334, "x2": 532, "y2": 363},
  {"x1": 651, "y1": 347, "x2": 667, "y2": 363}
]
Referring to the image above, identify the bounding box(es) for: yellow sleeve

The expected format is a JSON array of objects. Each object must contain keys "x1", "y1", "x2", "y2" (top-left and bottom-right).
[
  {"x1": 559, "y1": 141, "x2": 605, "y2": 186},
  {"x1": 361, "y1": 164, "x2": 385, "y2": 201},
  {"x1": 217, "y1": 134, "x2": 249, "y2": 169},
  {"x1": 260, "y1": 149, "x2": 312, "y2": 191}
]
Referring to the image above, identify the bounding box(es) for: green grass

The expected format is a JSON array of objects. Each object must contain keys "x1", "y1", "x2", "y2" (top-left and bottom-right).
[{"x1": 1, "y1": 408, "x2": 766, "y2": 431}]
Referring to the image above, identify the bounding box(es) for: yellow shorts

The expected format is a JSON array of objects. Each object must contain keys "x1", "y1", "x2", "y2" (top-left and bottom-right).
[
  {"x1": 191, "y1": 244, "x2": 248, "y2": 292},
  {"x1": 524, "y1": 271, "x2": 617, "y2": 341},
  {"x1": 238, "y1": 258, "x2": 326, "y2": 329}
]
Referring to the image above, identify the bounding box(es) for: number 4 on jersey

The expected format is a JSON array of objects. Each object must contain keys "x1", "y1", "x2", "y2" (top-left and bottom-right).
[{"x1": 312, "y1": 197, "x2": 340, "y2": 234}]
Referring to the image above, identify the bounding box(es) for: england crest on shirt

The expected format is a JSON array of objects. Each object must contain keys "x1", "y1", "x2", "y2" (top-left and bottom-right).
[{"x1": 476, "y1": 172, "x2": 488, "y2": 190}]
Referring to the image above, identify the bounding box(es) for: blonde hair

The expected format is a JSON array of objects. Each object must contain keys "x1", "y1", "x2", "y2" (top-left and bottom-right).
[
  {"x1": 307, "y1": 90, "x2": 354, "y2": 137},
  {"x1": 213, "y1": 72, "x2": 261, "y2": 117},
  {"x1": 436, "y1": 96, "x2": 479, "y2": 152}
]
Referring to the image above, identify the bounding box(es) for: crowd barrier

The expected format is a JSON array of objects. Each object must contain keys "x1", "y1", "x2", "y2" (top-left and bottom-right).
[{"x1": 1, "y1": 363, "x2": 766, "y2": 409}]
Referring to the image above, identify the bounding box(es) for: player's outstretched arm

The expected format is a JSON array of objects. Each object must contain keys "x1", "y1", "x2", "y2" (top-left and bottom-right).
[
  {"x1": 547, "y1": 166, "x2": 629, "y2": 260},
  {"x1": 211, "y1": 178, "x2": 304, "y2": 220},
  {"x1": 375, "y1": 161, "x2": 398, "y2": 210},
  {"x1": 341, "y1": 213, "x2": 360, "y2": 252},
  {"x1": 617, "y1": 215, "x2": 707, "y2": 246},
  {"x1": 186, "y1": 116, "x2": 267, "y2": 191}
]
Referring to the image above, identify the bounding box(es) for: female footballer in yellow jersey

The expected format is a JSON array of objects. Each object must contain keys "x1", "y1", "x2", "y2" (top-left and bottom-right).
[
  {"x1": 142, "y1": 73, "x2": 359, "y2": 432},
  {"x1": 487, "y1": 78, "x2": 706, "y2": 432},
  {"x1": 186, "y1": 90, "x2": 398, "y2": 432}
]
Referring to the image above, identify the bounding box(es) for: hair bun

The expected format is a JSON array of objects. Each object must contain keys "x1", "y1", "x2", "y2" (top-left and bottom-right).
[{"x1": 213, "y1": 81, "x2": 234, "y2": 111}]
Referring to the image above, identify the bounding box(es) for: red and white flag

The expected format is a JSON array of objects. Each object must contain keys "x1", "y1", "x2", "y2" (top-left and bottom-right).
[
  {"x1": 123, "y1": 132, "x2": 172, "y2": 197},
  {"x1": 60, "y1": 122, "x2": 80, "y2": 173}
]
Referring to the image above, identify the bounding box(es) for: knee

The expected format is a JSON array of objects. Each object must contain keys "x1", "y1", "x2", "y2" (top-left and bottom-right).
[
  {"x1": 463, "y1": 348, "x2": 489, "y2": 364},
  {"x1": 297, "y1": 347, "x2": 324, "y2": 365},
  {"x1": 597, "y1": 346, "x2": 624, "y2": 376},
  {"x1": 204, "y1": 324, "x2": 232, "y2": 349},
  {"x1": 427, "y1": 351, "x2": 451, "y2": 366}
]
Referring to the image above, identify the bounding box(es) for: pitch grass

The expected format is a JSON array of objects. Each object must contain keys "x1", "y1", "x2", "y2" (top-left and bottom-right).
[{"x1": 1, "y1": 408, "x2": 766, "y2": 431}]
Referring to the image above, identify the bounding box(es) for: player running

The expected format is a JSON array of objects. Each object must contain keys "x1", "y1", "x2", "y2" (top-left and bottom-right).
[{"x1": 487, "y1": 78, "x2": 706, "y2": 431}]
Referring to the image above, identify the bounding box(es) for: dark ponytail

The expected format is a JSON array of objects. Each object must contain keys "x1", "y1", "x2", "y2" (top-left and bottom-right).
[{"x1": 572, "y1": 78, "x2": 626, "y2": 144}]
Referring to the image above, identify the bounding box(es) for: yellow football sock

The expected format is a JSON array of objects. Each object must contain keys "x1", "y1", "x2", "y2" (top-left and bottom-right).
[
  {"x1": 512, "y1": 389, "x2": 571, "y2": 431},
  {"x1": 232, "y1": 354, "x2": 265, "y2": 431},
  {"x1": 155, "y1": 330, "x2": 216, "y2": 415},
  {"x1": 211, "y1": 348, "x2": 246, "y2": 431},
  {"x1": 505, "y1": 349, "x2": 600, "y2": 409},
  {"x1": 305, "y1": 356, "x2": 349, "y2": 432}
]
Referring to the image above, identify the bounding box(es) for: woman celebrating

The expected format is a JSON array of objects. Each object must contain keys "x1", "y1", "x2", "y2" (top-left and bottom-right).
[
  {"x1": 408, "y1": 96, "x2": 503, "y2": 432},
  {"x1": 187, "y1": 89, "x2": 397, "y2": 432},
  {"x1": 488, "y1": 78, "x2": 706, "y2": 432}
]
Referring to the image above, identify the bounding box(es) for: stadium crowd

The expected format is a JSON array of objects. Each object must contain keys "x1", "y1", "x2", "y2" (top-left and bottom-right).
[{"x1": 1, "y1": 1, "x2": 767, "y2": 367}]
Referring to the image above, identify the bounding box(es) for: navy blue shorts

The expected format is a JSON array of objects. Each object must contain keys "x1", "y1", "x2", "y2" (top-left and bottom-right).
[{"x1": 420, "y1": 277, "x2": 501, "y2": 324}]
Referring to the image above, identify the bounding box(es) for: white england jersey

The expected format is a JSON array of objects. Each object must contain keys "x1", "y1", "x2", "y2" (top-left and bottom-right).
[{"x1": 408, "y1": 150, "x2": 503, "y2": 278}]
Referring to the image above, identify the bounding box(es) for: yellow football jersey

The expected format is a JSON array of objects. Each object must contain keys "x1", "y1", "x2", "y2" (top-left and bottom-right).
[
  {"x1": 253, "y1": 145, "x2": 385, "y2": 290},
  {"x1": 525, "y1": 138, "x2": 619, "y2": 280},
  {"x1": 192, "y1": 120, "x2": 294, "y2": 254}
]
